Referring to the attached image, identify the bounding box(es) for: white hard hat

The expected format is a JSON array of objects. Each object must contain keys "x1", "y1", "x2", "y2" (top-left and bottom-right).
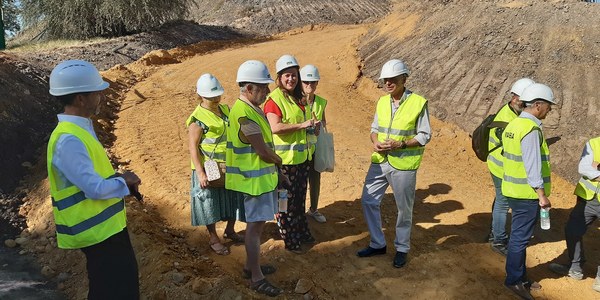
[
  {"x1": 236, "y1": 60, "x2": 274, "y2": 84},
  {"x1": 196, "y1": 73, "x2": 224, "y2": 98},
  {"x1": 520, "y1": 83, "x2": 556, "y2": 104},
  {"x1": 49, "y1": 60, "x2": 109, "y2": 96},
  {"x1": 379, "y1": 59, "x2": 410, "y2": 79},
  {"x1": 300, "y1": 64, "x2": 320, "y2": 81},
  {"x1": 510, "y1": 78, "x2": 535, "y2": 96},
  {"x1": 275, "y1": 54, "x2": 299, "y2": 74}
]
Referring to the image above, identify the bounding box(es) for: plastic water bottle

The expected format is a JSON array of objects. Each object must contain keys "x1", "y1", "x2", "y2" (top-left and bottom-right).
[
  {"x1": 540, "y1": 208, "x2": 550, "y2": 230},
  {"x1": 278, "y1": 189, "x2": 288, "y2": 213}
]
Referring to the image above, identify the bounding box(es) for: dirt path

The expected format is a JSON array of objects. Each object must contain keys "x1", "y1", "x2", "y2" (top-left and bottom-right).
[
  {"x1": 17, "y1": 24, "x2": 600, "y2": 299},
  {"x1": 104, "y1": 24, "x2": 600, "y2": 299}
]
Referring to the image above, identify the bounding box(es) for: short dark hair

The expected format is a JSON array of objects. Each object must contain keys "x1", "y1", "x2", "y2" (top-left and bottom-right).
[{"x1": 55, "y1": 92, "x2": 92, "y2": 107}]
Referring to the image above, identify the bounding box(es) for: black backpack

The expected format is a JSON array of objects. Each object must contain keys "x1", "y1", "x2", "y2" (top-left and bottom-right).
[{"x1": 471, "y1": 113, "x2": 509, "y2": 162}]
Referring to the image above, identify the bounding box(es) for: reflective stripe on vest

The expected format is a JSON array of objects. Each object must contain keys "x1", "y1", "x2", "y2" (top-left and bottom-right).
[
  {"x1": 487, "y1": 103, "x2": 518, "y2": 178},
  {"x1": 501, "y1": 117, "x2": 551, "y2": 199},
  {"x1": 227, "y1": 142, "x2": 275, "y2": 154},
  {"x1": 47, "y1": 121, "x2": 126, "y2": 249},
  {"x1": 225, "y1": 99, "x2": 278, "y2": 196},
  {"x1": 574, "y1": 137, "x2": 600, "y2": 200},
  {"x1": 268, "y1": 88, "x2": 309, "y2": 164},
  {"x1": 307, "y1": 95, "x2": 327, "y2": 157},
  {"x1": 371, "y1": 93, "x2": 427, "y2": 170},
  {"x1": 186, "y1": 104, "x2": 230, "y2": 168}
]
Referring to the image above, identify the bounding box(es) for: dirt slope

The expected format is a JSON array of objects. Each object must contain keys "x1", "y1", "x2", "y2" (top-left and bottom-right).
[
  {"x1": 190, "y1": 0, "x2": 391, "y2": 35},
  {"x1": 0, "y1": 54, "x2": 60, "y2": 194},
  {"x1": 16, "y1": 23, "x2": 600, "y2": 300},
  {"x1": 358, "y1": 0, "x2": 600, "y2": 183}
]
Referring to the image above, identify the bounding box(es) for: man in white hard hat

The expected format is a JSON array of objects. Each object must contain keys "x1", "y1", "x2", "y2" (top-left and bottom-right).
[
  {"x1": 501, "y1": 83, "x2": 556, "y2": 299},
  {"x1": 487, "y1": 78, "x2": 534, "y2": 256},
  {"x1": 46, "y1": 60, "x2": 141, "y2": 299},
  {"x1": 226, "y1": 60, "x2": 283, "y2": 296},
  {"x1": 357, "y1": 59, "x2": 431, "y2": 268},
  {"x1": 549, "y1": 136, "x2": 600, "y2": 292}
]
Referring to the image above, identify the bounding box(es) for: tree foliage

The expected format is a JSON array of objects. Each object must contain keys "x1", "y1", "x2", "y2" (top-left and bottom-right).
[
  {"x1": 20, "y1": 0, "x2": 193, "y2": 39},
  {"x1": 2, "y1": 0, "x2": 21, "y2": 33}
]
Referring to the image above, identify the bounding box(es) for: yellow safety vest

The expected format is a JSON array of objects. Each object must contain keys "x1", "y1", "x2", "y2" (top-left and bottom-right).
[
  {"x1": 487, "y1": 103, "x2": 518, "y2": 178},
  {"x1": 307, "y1": 95, "x2": 327, "y2": 157},
  {"x1": 501, "y1": 117, "x2": 551, "y2": 199},
  {"x1": 47, "y1": 121, "x2": 126, "y2": 249},
  {"x1": 371, "y1": 93, "x2": 427, "y2": 170},
  {"x1": 574, "y1": 137, "x2": 600, "y2": 201},
  {"x1": 185, "y1": 104, "x2": 230, "y2": 168},
  {"x1": 268, "y1": 87, "x2": 309, "y2": 165},
  {"x1": 226, "y1": 99, "x2": 278, "y2": 196}
]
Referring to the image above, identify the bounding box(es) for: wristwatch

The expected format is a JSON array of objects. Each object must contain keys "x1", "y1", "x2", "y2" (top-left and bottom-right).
[{"x1": 399, "y1": 141, "x2": 407, "y2": 149}]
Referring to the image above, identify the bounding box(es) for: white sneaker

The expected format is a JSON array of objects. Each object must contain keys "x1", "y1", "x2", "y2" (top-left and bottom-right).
[{"x1": 307, "y1": 210, "x2": 326, "y2": 223}]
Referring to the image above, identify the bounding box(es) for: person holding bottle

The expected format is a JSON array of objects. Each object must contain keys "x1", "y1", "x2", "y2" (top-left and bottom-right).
[
  {"x1": 501, "y1": 83, "x2": 556, "y2": 299},
  {"x1": 187, "y1": 73, "x2": 245, "y2": 256},
  {"x1": 264, "y1": 54, "x2": 317, "y2": 253},
  {"x1": 300, "y1": 64, "x2": 328, "y2": 223},
  {"x1": 549, "y1": 136, "x2": 600, "y2": 293}
]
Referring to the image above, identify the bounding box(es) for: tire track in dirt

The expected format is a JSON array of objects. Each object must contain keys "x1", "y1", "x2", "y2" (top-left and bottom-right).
[
  {"x1": 191, "y1": 0, "x2": 391, "y2": 35},
  {"x1": 358, "y1": 0, "x2": 600, "y2": 183}
]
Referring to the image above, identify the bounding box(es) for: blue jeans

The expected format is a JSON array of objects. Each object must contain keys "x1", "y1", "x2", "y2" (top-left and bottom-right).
[
  {"x1": 505, "y1": 198, "x2": 539, "y2": 285},
  {"x1": 491, "y1": 174, "x2": 510, "y2": 244}
]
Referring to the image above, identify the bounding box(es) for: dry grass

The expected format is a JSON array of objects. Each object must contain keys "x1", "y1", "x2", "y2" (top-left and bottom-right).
[{"x1": 7, "y1": 38, "x2": 108, "y2": 53}]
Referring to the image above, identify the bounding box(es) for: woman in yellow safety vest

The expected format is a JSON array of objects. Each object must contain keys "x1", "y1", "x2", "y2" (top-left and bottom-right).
[
  {"x1": 264, "y1": 55, "x2": 317, "y2": 253},
  {"x1": 300, "y1": 64, "x2": 328, "y2": 223},
  {"x1": 186, "y1": 73, "x2": 245, "y2": 255}
]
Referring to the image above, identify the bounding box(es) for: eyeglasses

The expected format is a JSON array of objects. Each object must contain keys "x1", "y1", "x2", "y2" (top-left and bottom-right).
[
  {"x1": 380, "y1": 75, "x2": 407, "y2": 84},
  {"x1": 302, "y1": 81, "x2": 318, "y2": 85}
]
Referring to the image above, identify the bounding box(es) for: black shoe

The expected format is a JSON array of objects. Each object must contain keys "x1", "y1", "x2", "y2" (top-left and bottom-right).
[
  {"x1": 491, "y1": 242, "x2": 508, "y2": 256},
  {"x1": 393, "y1": 251, "x2": 407, "y2": 268},
  {"x1": 357, "y1": 246, "x2": 386, "y2": 257},
  {"x1": 505, "y1": 282, "x2": 534, "y2": 300}
]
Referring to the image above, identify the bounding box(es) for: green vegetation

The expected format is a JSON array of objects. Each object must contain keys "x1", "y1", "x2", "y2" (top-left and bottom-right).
[{"x1": 19, "y1": 0, "x2": 194, "y2": 39}]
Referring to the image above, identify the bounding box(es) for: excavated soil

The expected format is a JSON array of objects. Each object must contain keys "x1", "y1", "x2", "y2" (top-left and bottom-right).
[
  {"x1": 190, "y1": 0, "x2": 391, "y2": 35},
  {"x1": 14, "y1": 23, "x2": 600, "y2": 299},
  {"x1": 4, "y1": 0, "x2": 600, "y2": 299},
  {"x1": 358, "y1": 0, "x2": 600, "y2": 183}
]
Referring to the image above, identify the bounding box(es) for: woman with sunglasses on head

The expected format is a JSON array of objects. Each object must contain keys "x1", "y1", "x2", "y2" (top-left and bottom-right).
[
  {"x1": 300, "y1": 64, "x2": 328, "y2": 223},
  {"x1": 186, "y1": 73, "x2": 246, "y2": 256},
  {"x1": 264, "y1": 55, "x2": 317, "y2": 254}
]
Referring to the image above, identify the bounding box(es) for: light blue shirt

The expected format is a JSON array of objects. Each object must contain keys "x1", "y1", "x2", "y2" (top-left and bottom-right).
[
  {"x1": 370, "y1": 89, "x2": 432, "y2": 146},
  {"x1": 519, "y1": 111, "x2": 544, "y2": 188},
  {"x1": 52, "y1": 114, "x2": 129, "y2": 200},
  {"x1": 579, "y1": 142, "x2": 600, "y2": 181}
]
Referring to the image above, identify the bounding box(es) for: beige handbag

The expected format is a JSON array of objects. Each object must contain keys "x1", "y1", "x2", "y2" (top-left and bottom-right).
[{"x1": 203, "y1": 129, "x2": 226, "y2": 187}]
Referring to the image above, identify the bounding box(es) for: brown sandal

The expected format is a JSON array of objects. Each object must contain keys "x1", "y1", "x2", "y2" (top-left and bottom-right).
[{"x1": 209, "y1": 241, "x2": 230, "y2": 255}]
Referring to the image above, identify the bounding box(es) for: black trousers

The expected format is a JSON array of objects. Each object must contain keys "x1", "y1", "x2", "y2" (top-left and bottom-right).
[
  {"x1": 565, "y1": 197, "x2": 600, "y2": 272},
  {"x1": 81, "y1": 228, "x2": 139, "y2": 300}
]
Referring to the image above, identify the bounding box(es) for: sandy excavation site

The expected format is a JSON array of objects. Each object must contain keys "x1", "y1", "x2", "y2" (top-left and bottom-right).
[{"x1": 3, "y1": 0, "x2": 600, "y2": 299}]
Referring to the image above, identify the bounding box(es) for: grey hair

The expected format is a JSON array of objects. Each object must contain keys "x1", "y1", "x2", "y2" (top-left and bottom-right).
[{"x1": 239, "y1": 82, "x2": 254, "y2": 93}]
